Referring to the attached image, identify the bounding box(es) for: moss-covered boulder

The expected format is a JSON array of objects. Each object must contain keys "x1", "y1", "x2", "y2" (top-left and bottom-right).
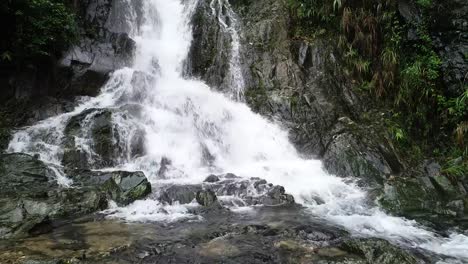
[{"x1": 0, "y1": 153, "x2": 150, "y2": 239}]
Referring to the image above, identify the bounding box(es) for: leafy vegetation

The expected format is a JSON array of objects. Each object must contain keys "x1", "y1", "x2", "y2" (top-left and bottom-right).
[
  {"x1": 288, "y1": 0, "x2": 467, "y2": 176},
  {"x1": 0, "y1": 0, "x2": 78, "y2": 62}
]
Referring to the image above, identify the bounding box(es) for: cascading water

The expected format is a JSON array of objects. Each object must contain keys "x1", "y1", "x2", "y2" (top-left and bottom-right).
[
  {"x1": 7, "y1": 0, "x2": 468, "y2": 262},
  {"x1": 210, "y1": 0, "x2": 245, "y2": 101}
]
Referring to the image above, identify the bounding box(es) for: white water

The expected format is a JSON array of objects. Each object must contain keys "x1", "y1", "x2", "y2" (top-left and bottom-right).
[{"x1": 7, "y1": 0, "x2": 468, "y2": 261}]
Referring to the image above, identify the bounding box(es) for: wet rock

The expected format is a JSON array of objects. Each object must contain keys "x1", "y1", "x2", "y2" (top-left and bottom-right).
[
  {"x1": 224, "y1": 172, "x2": 240, "y2": 179},
  {"x1": 1, "y1": 0, "x2": 140, "y2": 104},
  {"x1": 57, "y1": 0, "x2": 141, "y2": 98},
  {"x1": 378, "y1": 176, "x2": 468, "y2": 229},
  {"x1": 261, "y1": 185, "x2": 295, "y2": 206},
  {"x1": 339, "y1": 238, "x2": 418, "y2": 264},
  {"x1": 0, "y1": 153, "x2": 106, "y2": 239},
  {"x1": 427, "y1": 0, "x2": 468, "y2": 97},
  {"x1": 204, "y1": 174, "x2": 220, "y2": 183},
  {"x1": 0, "y1": 153, "x2": 150, "y2": 239},
  {"x1": 59, "y1": 32, "x2": 135, "y2": 97},
  {"x1": 157, "y1": 157, "x2": 172, "y2": 179},
  {"x1": 62, "y1": 108, "x2": 113, "y2": 170},
  {"x1": 70, "y1": 170, "x2": 152, "y2": 206},
  {"x1": 185, "y1": 0, "x2": 232, "y2": 92},
  {"x1": 159, "y1": 184, "x2": 203, "y2": 205},
  {"x1": 208, "y1": 175, "x2": 296, "y2": 206},
  {"x1": 196, "y1": 190, "x2": 218, "y2": 207},
  {"x1": 62, "y1": 107, "x2": 144, "y2": 170}
]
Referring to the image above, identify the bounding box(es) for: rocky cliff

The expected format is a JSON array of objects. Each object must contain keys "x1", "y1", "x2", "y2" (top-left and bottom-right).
[{"x1": 188, "y1": 0, "x2": 468, "y2": 230}]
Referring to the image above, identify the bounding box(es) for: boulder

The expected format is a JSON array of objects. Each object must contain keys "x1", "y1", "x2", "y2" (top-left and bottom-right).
[
  {"x1": 207, "y1": 174, "x2": 295, "y2": 206},
  {"x1": 0, "y1": 153, "x2": 150, "y2": 239},
  {"x1": 158, "y1": 174, "x2": 295, "y2": 208},
  {"x1": 70, "y1": 170, "x2": 152, "y2": 206},
  {"x1": 159, "y1": 184, "x2": 203, "y2": 205},
  {"x1": 196, "y1": 190, "x2": 218, "y2": 207},
  {"x1": 204, "y1": 174, "x2": 220, "y2": 183},
  {"x1": 339, "y1": 238, "x2": 418, "y2": 264},
  {"x1": 261, "y1": 185, "x2": 295, "y2": 206},
  {"x1": 62, "y1": 107, "x2": 145, "y2": 171},
  {"x1": 379, "y1": 175, "x2": 468, "y2": 229}
]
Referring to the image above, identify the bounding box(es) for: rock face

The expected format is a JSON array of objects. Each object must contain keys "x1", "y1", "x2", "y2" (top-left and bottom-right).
[
  {"x1": 0, "y1": 0, "x2": 139, "y2": 104},
  {"x1": 188, "y1": 0, "x2": 468, "y2": 228},
  {"x1": 427, "y1": 0, "x2": 468, "y2": 96},
  {"x1": 0, "y1": 153, "x2": 150, "y2": 239},
  {"x1": 185, "y1": 0, "x2": 233, "y2": 93},
  {"x1": 62, "y1": 107, "x2": 145, "y2": 171},
  {"x1": 189, "y1": 0, "x2": 401, "y2": 187},
  {"x1": 58, "y1": 0, "x2": 141, "y2": 98}
]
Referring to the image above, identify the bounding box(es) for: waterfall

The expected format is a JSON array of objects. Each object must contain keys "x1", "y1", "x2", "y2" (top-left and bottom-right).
[
  {"x1": 6, "y1": 0, "x2": 468, "y2": 261},
  {"x1": 210, "y1": 0, "x2": 245, "y2": 101}
]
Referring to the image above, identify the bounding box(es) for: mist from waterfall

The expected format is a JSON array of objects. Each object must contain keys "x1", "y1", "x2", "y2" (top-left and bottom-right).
[{"x1": 7, "y1": 0, "x2": 468, "y2": 261}]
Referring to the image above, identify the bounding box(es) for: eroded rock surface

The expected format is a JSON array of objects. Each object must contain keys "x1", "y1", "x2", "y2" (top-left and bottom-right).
[
  {"x1": 158, "y1": 173, "x2": 295, "y2": 208},
  {"x1": 0, "y1": 153, "x2": 150, "y2": 239}
]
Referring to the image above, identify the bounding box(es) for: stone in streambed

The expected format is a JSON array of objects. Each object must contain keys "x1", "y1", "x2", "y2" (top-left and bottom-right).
[
  {"x1": 208, "y1": 175, "x2": 296, "y2": 206},
  {"x1": 159, "y1": 184, "x2": 203, "y2": 205},
  {"x1": 0, "y1": 153, "x2": 151, "y2": 239},
  {"x1": 339, "y1": 238, "x2": 418, "y2": 264},
  {"x1": 70, "y1": 170, "x2": 152, "y2": 206},
  {"x1": 196, "y1": 190, "x2": 218, "y2": 207},
  {"x1": 204, "y1": 174, "x2": 220, "y2": 183}
]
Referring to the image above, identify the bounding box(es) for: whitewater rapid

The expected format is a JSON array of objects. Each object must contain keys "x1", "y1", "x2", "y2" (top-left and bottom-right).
[{"x1": 7, "y1": 0, "x2": 468, "y2": 262}]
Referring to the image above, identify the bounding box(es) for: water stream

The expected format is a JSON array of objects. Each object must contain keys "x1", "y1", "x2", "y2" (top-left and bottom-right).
[
  {"x1": 209, "y1": 0, "x2": 245, "y2": 100},
  {"x1": 7, "y1": 0, "x2": 468, "y2": 262}
]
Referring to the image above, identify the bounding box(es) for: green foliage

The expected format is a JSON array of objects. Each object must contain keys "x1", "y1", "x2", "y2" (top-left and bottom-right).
[
  {"x1": 288, "y1": 0, "x2": 340, "y2": 36},
  {"x1": 416, "y1": 0, "x2": 432, "y2": 8},
  {"x1": 1, "y1": 0, "x2": 78, "y2": 61},
  {"x1": 1, "y1": 51, "x2": 13, "y2": 62},
  {"x1": 289, "y1": 0, "x2": 467, "y2": 169},
  {"x1": 245, "y1": 77, "x2": 269, "y2": 112},
  {"x1": 442, "y1": 153, "x2": 468, "y2": 179}
]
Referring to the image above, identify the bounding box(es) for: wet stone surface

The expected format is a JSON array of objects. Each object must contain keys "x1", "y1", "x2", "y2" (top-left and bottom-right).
[
  {"x1": 0, "y1": 206, "x2": 424, "y2": 264},
  {"x1": 157, "y1": 173, "x2": 295, "y2": 208}
]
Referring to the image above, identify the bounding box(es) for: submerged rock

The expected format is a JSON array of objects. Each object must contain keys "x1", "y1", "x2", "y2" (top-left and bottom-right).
[
  {"x1": 196, "y1": 190, "x2": 218, "y2": 207},
  {"x1": 0, "y1": 153, "x2": 150, "y2": 239}
]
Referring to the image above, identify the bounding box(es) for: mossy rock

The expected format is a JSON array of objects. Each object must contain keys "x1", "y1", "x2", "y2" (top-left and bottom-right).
[
  {"x1": 0, "y1": 153, "x2": 151, "y2": 239},
  {"x1": 339, "y1": 238, "x2": 418, "y2": 264},
  {"x1": 70, "y1": 170, "x2": 152, "y2": 206}
]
